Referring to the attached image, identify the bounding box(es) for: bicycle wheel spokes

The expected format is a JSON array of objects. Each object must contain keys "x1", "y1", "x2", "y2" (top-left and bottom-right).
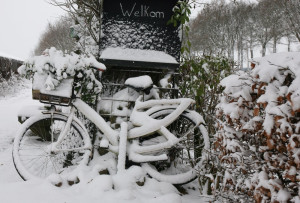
[{"x1": 13, "y1": 114, "x2": 91, "y2": 180}]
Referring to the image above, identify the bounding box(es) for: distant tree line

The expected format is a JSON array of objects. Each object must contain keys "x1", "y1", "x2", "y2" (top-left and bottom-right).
[
  {"x1": 189, "y1": 0, "x2": 300, "y2": 67},
  {"x1": 34, "y1": 15, "x2": 75, "y2": 56},
  {"x1": 0, "y1": 56, "x2": 23, "y2": 80}
]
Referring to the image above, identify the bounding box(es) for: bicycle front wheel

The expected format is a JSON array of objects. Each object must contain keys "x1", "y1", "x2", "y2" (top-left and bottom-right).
[{"x1": 13, "y1": 113, "x2": 91, "y2": 180}]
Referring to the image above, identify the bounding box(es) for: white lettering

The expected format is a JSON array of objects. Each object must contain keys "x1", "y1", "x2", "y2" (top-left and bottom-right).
[
  {"x1": 120, "y1": 3, "x2": 165, "y2": 19},
  {"x1": 143, "y1": 5, "x2": 149, "y2": 17},
  {"x1": 120, "y1": 3, "x2": 136, "y2": 17},
  {"x1": 150, "y1": 11, "x2": 156, "y2": 18},
  {"x1": 134, "y1": 10, "x2": 140, "y2": 17},
  {"x1": 156, "y1": 12, "x2": 164, "y2": 18}
]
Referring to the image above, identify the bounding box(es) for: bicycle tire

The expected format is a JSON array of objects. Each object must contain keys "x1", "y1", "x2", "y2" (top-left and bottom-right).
[
  {"x1": 140, "y1": 109, "x2": 209, "y2": 185},
  {"x1": 13, "y1": 113, "x2": 91, "y2": 180}
]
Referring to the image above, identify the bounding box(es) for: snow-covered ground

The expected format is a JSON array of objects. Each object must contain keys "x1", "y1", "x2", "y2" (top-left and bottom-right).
[
  {"x1": 0, "y1": 79, "x2": 41, "y2": 183},
  {"x1": 0, "y1": 79, "x2": 206, "y2": 203}
]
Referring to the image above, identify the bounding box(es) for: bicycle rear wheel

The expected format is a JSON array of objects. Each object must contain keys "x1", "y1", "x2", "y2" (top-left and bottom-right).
[
  {"x1": 13, "y1": 113, "x2": 91, "y2": 180},
  {"x1": 140, "y1": 109, "x2": 209, "y2": 185}
]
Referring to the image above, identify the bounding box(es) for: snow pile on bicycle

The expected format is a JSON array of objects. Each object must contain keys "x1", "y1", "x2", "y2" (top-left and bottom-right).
[
  {"x1": 18, "y1": 47, "x2": 105, "y2": 97},
  {"x1": 13, "y1": 48, "x2": 210, "y2": 192}
]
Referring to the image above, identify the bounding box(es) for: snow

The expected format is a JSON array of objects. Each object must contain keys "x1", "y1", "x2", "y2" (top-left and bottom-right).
[
  {"x1": 73, "y1": 99, "x2": 119, "y2": 146},
  {"x1": 277, "y1": 189, "x2": 292, "y2": 202},
  {"x1": 117, "y1": 122, "x2": 127, "y2": 172},
  {"x1": 199, "y1": 124, "x2": 210, "y2": 150},
  {"x1": 100, "y1": 16, "x2": 181, "y2": 63},
  {"x1": 142, "y1": 163, "x2": 197, "y2": 185},
  {"x1": 100, "y1": 137, "x2": 109, "y2": 148},
  {"x1": 0, "y1": 175, "x2": 183, "y2": 203},
  {"x1": 287, "y1": 166, "x2": 297, "y2": 176},
  {"x1": 0, "y1": 78, "x2": 207, "y2": 202},
  {"x1": 18, "y1": 47, "x2": 105, "y2": 96},
  {"x1": 76, "y1": 88, "x2": 205, "y2": 187},
  {"x1": 218, "y1": 101, "x2": 240, "y2": 120},
  {"x1": 128, "y1": 143, "x2": 168, "y2": 162},
  {"x1": 256, "y1": 83, "x2": 279, "y2": 104},
  {"x1": 290, "y1": 134, "x2": 300, "y2": 149},
  {"x1": 220, "y1": 72, "x2": 252, "y2": 101},
  {"x1": 33, "y1": 72, "x2": 74, "y2": 98},
  {"x1": 263, "y1": 114, "x2": 274, "y2": 135},
  {"x1": 100, "y1": 47, "x2": 178, "y2": 64},
  {"x1": 129, "y1": 126, "x2": 180, "y2": 156},
  {"x1": 0, "y1": 75, "x2": 29, "y2": 98},
  {"x1": 218, "y1": 52, "x2": 300, "y2": 201},
  {"x1": 17, "y1": 105, "x2": 45, "y2": 120},
  {"x1": 0, "y1": 79, "x2": 42, "y2": 153},
  {"x1": 0, "y1": 51, "x2": 23, "y2": 61},
  {"x1": 252, "y1": 52, "x2": 300, "y2": 80},
  {"x1": 99, "y1": 87, "x2": 139, "y2": 117},
  {"x1": 251, "y1": 52, "x2": 300, "y2": 111},
  {"x1": 125, "y1": 75, "x2": 153, "y2": 89},
  {"x1": 159, "y1": 73, "x2": 172, "y2": 88},
  {"x1": 47, "y1": 174, "x2": 63, "y2": 186},
  {"x1": 129, "y1": 98, "x2": 193, "y2": 138},
  {"x1": 0, "y1": 79, "x2": 40, "y2": 182}
]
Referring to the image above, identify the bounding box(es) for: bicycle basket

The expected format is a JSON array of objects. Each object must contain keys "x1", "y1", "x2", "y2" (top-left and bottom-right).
[{"x1": 32, "y1": 73, "x2": 74, "y2": 106}]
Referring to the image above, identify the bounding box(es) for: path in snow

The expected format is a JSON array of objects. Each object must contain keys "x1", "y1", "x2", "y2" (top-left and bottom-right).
[
  {"x1": 0, "y1": 80, "x2": 41, "y2": 182},
  {"x1": 0, "y1": 81, "x2": 40, "y2": 151}
]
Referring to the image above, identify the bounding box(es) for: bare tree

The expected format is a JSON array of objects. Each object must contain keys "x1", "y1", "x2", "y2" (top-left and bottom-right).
[
  {"x1": 34, "y1": 15, "x2": 76, "y2": 55},
  {"x1": 190, "y1": 1, "x2": 236, "y2": 58},
  {"x1": 190, "y1": 0, "x2": 292, "y2": 61},
  {"x1": 190, "y1": 0, "x2": 253, "y2": 67},
  {"x1": 251, "y1": 1, "x2": 273, "y2": 56},
  {"x1": 280, "y1": 0, "x2": 300, "y2": 43},
  {"x1": 48, "y1": 0, "x2": 101, "y2": 56},
  {"x1": 231, "y1": 2, "x2": 253, "y2": 67}
]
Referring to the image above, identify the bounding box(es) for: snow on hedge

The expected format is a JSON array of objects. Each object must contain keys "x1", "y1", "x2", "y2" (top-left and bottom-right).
[{"x1": 215, "y1": 52, "x2": 300, "y2": 202}]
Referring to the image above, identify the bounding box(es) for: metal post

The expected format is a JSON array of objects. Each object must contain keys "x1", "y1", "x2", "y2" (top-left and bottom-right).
[{"x1": 98, "y1": 0, "x2": 104, "y2": 60}]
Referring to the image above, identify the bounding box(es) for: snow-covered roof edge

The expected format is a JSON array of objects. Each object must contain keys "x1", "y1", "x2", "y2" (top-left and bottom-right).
[{"x1": 100, "y1": 48, "x2": 179, "y2": 64}]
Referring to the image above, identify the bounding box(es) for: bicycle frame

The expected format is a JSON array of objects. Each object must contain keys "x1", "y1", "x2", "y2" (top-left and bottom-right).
[{"x1": 49, "y1": 93, "x2": 195, "y2": 165}]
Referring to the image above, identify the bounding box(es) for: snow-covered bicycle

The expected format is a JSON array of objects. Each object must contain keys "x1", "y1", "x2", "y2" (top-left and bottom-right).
[{"x1": 13, "y1": 69, "x2": 209, "y2": 185}]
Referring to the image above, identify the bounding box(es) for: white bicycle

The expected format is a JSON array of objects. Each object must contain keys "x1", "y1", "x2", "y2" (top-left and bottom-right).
[{"x1": 13, "y1": 72, "x2": 209, "y2": 185}]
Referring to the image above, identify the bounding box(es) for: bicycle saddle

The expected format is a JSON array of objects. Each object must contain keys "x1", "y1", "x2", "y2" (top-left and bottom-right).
[{"x1": 125, "y1": 75, "x2": 153, "y2": 94}]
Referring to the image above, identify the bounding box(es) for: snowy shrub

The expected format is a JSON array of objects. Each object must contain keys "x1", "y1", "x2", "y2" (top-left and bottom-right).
[
  {"x1": 177, "y1": 55, "x2": 234, "y2": 196},
  {"x1": 18, "y1": 47, "x2": 105, "y2": 105},
  {"x1": 180, "y1": 56, "x2": 234, "y2": 136},
  {"x1": 215, "y1": 52, "x2": 300, "y2": 202},
  {"x1": 71, "y1": 14, "x2": 100, "y2": 56},
  {"x1": 0, "y1": 73, "x2": 30, "y2": 98},
  {"x1": 169, "y1": 3, "x2": 235, "y2": 194},
  {"x1": 60, "y1": 0, "x2": 101, "y2": 56}
]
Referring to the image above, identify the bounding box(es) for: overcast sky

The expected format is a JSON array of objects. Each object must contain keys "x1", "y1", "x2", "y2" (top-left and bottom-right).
[
  {"x1": 0, "y1": 0, "x2": 257, "y2": 61},
  {"x1": 1, "y1": 0, "x2": 200, "y2": 61},
  {"x1": 0, "y1": 0, "x2": 66, "y2": 60}
]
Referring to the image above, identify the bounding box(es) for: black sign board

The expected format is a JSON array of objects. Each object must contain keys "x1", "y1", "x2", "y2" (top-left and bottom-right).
[{"x1": 99, "y1": 0, "x2": 180, "y2": 69}]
